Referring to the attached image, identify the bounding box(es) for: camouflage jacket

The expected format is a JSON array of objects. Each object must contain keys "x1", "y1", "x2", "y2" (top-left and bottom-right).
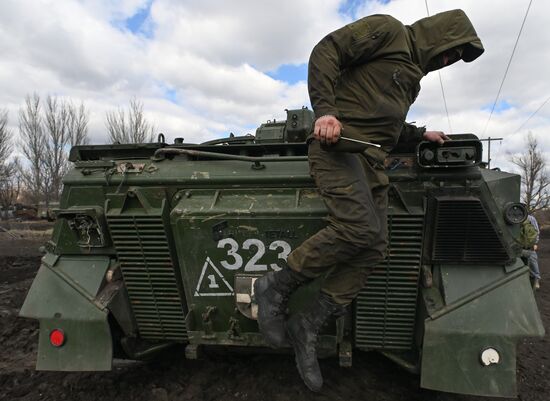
[{"x1": 308, "y1": 9, "x2": 484, "y2": 157}]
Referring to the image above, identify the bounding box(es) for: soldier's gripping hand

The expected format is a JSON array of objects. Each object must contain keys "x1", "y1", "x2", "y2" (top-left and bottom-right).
[
  {"x1": 314, "y1": 115, "x2": 342, "y2": 144},
  {"x1": 423, "y1": 131, "x2": 450, "y2": 145}
]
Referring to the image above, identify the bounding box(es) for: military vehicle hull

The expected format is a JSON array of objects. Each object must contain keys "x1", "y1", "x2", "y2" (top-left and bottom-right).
[{"x1": 21, "y1": 110, "x2": 544, "y2": 397}]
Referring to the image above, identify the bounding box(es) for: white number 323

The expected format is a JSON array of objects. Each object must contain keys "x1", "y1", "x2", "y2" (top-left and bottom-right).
[{"x1": 216, "y1": 238, "x2": 292, "y2": 272}]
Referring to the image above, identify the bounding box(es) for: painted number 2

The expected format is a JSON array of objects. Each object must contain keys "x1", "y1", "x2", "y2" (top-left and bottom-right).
[{"x1": 217, "y1": 238, "x2": 291, "y2": 272}]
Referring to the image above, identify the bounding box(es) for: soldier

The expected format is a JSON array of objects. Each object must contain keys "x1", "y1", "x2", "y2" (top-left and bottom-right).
[
  {"x1": 522, "y1": 214, "x2": 541, "y2": 289},
  {"x1": 255, "y1": 9, "x2": 484, "y2": 391}
]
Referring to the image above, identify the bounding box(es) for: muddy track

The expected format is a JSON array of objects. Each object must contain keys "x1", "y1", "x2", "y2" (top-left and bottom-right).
[{"x1": 0, "y1": 238, "x2": 548, "y2": 401}]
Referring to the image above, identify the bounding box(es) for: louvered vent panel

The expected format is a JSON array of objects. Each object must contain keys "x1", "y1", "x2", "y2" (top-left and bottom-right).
[
  {"x1": 433, "y1": 198, "x2": 508, "y2": 263},
  {"x1": 107, "y1": 215, "x2": 187, "y2": 341},
  {"x1": 355, "y1": 215, "x2": 424, "y2": 350}
]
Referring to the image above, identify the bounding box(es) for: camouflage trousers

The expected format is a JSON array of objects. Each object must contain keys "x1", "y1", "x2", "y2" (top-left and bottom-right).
[{"x1": 287, "y1": 140, "x2": 389, "y2": 305}]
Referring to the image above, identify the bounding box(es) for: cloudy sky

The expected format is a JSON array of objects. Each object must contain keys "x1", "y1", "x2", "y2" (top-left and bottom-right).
[{"x1": 0, "y1": 0, "x2": 548, "y2": 170}]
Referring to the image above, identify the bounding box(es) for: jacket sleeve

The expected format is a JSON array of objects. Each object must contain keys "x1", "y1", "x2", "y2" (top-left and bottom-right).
[
  {"x1": 528, "y1": 215, "x2": 540, "y2": 243},
  {"x1": 308, "y1": 16, "x2": 391, "y2": 118},
  {"x1": 398, "y1": 122, "x2": 426, "y2": 143}
]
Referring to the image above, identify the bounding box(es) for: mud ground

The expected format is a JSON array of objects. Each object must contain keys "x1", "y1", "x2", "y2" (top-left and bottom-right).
[{"x1": 0, "y1": 229, "x2": 548, "y2": 401}]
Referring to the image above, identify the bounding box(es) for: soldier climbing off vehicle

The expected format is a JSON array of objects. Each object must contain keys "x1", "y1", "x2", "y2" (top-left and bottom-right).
[{"x1": 254, "y1": 9, "x2": 484, "y2": 392}]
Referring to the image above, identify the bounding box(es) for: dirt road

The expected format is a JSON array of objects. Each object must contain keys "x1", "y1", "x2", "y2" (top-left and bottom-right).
[{"x1": 0, "y1": 235, "x2": 547, "y2": 401}]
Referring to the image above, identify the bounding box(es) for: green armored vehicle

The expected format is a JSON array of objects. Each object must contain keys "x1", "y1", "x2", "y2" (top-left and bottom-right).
[{"x1": 21, "y1": 108, "x2": 544, "y2": 398}]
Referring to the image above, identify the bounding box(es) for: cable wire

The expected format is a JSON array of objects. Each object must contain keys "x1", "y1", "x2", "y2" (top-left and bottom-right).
[
  {"x1": 483, "y1": 0, "x2": 534, "y2": 134},
  {"x1": 425, "y1": 0, "x2": 453, "y2": 132},
  {"x1": 438, "y1": 70, "x2": 453, "y2": 133},
  {"x1": 514, "y1": 95, "x2": 550, "y2": 133}
]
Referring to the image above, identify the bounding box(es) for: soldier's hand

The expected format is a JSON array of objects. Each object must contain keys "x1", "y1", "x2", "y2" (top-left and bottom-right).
[
  {"x1": 423, "y1": 131, "x2": 450, "y2": 145},
  {"x1": 314, "y1": 115, "x2": 342, "y2": 144}
]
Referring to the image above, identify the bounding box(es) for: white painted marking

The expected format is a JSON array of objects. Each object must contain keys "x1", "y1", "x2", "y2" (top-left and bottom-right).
[
  {"x1": 195, "y1": 257, "x2": 234, "y2": 296},
  {"x1": 215, "y1": 238, "x2": 292, "y2": 272},
  {"x1": 243, "y1": 238, "x2": 267, "y2": 271},
  {"x1": 217, "y1": 238, "x2": 243, "y2": 270},
  {"x1": 269, "y1": 240, "x2": 291, "y2": 271}
]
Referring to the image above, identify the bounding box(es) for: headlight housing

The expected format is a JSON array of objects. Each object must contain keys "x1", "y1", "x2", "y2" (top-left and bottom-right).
[{"x1": 503, "y1": 203, "x2": 527, "y2": 225}]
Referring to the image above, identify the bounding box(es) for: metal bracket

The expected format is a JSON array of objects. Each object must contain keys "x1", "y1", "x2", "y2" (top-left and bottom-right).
[
  {"x1": 227, "y1": 317, "x2": 244, "y2": 341},
  {"x1": 201, "y1": 306, "x2": 217, "y2": 339},
  {"x1": 234, "y1": 275, "x2": 261, "y2": 320},
  {"x1": 251, "y1": 161, "x2": 266, "y2": 170}
]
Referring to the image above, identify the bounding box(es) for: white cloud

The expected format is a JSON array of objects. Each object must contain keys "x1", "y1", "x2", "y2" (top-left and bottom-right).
[
  {"x1": 0, "y1": 0, "x2": 549, "y2": 177},
  {"x1": 150, "y1": 0, "x2": 347, "y2": 70},
  {"x1": 80, "y1": 0, "x2": 151, "y2": 21}
]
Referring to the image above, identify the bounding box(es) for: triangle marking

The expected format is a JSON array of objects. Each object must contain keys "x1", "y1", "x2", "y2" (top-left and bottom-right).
[{"x1": 195, "y1": 257, "x2": 234, "y2": 296}]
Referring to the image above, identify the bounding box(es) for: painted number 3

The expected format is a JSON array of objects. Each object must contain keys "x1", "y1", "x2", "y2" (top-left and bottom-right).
[{"x1": 216, "y1": 238, "x2": 291, "y2": 272}]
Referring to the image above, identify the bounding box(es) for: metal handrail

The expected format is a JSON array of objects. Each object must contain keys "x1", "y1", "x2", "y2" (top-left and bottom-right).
[{"x1": 153, "y1": 147, "x2": 307, "y2": 162}]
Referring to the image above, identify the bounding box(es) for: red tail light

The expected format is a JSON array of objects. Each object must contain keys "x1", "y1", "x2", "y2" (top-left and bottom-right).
[{"x1": 49, "y1": 329, "x2": 66, "y2": 347}]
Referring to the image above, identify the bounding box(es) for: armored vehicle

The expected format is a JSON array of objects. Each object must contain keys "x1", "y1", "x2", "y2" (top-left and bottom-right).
[{"x1": 21, "y1": 108, "x2": 544, "y2": 397}]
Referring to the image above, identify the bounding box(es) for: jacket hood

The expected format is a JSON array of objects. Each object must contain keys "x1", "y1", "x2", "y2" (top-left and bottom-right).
[{"x1": 407, "y1": 9, "x2": 484, "y2": 74}]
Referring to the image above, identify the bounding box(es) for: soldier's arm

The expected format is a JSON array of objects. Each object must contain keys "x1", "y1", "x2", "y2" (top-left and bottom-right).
[
  {"x1": 399, "y1": 122, "x2": 449, "y2": 144},
  {"x1": 529, "y1": 216, "x2": 540, "y2": 243}
]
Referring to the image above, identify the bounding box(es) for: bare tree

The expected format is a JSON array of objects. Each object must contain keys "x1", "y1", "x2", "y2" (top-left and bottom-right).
[
  {"x1": 68, "y1": 102, "x2": 90, "y2": 146},
  {"x1": 43, "y1": 96, "x2": 70, "y2": 202},
  {"x1": 0, "y1": 109, "x2": 15, "y2": 219},
  {"x1": 0, "y1": 158, "x2": 21, "y2": 220},
  {"x1": 510, "y1": 133, "x2": 550, "y2": 212},
  {"x1": 0, "y1": 109, "x2": 11, "y2": 158},
  {"x1": 19, "y1": 93, "x2": 47, "y2": 205},
  {"x1": 0, "y1": 109, "x2": 11, "y2": 166},
  {"x1": 19, "y1": 94, "x2": 90, "y2": 204},
  {"x1": 106, "y1": 98, "x2": 155, "y2": 143}
]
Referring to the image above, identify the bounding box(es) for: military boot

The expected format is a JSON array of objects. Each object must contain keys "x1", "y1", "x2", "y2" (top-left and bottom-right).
[
  {"x1": 286, "y1": 293, "x2": 347, "y2": 392},
  {"x1": 254, "y1": 267, "x2": 309, "y2": 348}
]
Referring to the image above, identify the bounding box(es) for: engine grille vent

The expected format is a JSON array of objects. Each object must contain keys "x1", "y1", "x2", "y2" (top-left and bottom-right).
[
  {"x1": 433, "y1": 197, "x2": 508, "y2": 263},
  {"x1": 355, "y1": 215, "x2": 424, "y2": 350},
  {"x1": 107, "y1": 215, "x2": 187, "y2": 341}
]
